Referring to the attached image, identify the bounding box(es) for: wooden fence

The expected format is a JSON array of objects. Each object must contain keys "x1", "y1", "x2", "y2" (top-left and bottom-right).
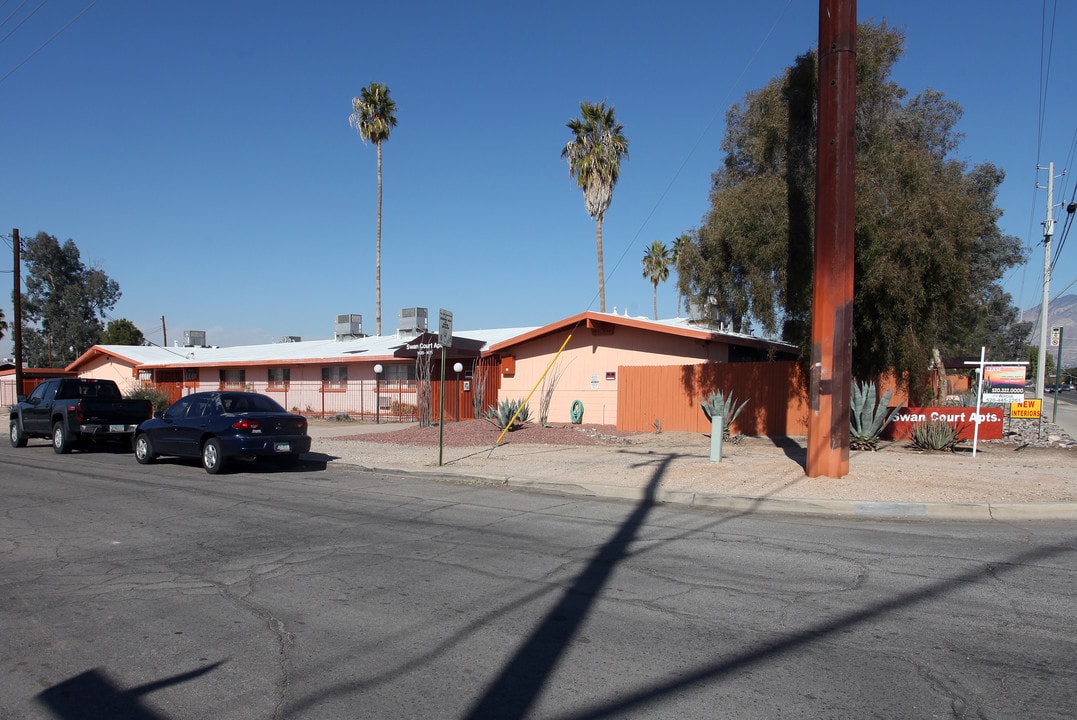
[{"x1": 617, "y1": 361, "x2": 811, "y2": 436}]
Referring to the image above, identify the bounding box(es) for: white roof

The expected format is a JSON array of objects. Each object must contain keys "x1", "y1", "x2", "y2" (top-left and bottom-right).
[{"x1": 91, "y1": 327, "x2": 538, "y2": 368}]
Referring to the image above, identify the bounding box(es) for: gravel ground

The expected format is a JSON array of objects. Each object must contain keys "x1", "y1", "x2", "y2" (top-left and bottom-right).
[{"x1": 309, "y1": 417, "x2": 1077, "y2": 505}]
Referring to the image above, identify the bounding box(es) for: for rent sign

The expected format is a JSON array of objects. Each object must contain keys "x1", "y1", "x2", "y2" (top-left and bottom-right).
[
  {"x1": 982, "y1": 365, "x2": 1026, "y2": 404},
  {"x1": 885, "y1": 407, "x2": 1003, "y2": 441}
]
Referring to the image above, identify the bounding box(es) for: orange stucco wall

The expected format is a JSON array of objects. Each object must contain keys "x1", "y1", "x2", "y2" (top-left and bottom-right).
[{"x1": 496, "y1": 325, "x2": 729, "y2": 425}]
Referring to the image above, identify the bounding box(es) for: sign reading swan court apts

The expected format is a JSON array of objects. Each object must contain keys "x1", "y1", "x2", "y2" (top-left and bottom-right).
[{"x1": 884, "y1": 407, "x2": 1003, "y2": 441}]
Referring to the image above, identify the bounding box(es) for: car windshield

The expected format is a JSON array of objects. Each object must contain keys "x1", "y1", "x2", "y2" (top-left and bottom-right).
[{"x1": 219, "y1": 394, "x2": 287, "y2": 414}]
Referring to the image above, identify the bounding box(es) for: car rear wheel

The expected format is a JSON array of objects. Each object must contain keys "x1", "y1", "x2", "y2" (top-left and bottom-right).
[
  {"x1": 202, "y1": 438, "x2": 228, "y2": 475},
  {"x1": 134, "y1": 434, "x2": 157, "y2": 464},
  {"x1": 52, "y1": 422, "x2": 72, "y2": 454},
  {"x1": 10, "y1": 421, "x2": 27, "y2": 448}
]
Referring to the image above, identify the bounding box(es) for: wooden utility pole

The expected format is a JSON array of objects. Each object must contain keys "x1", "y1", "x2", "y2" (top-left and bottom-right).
[
  {"x1": 161, "y1": 316, "x2": 168, "y2": 347},
  {"x1": 807, "y1": 0, "x2": 856, "y2": 478},
  {"x1": 12, "y1": 228, "x2": 24, "y2": 397}
]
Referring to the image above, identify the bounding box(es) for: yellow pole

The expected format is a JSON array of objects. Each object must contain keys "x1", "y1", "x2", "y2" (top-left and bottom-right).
[{"x1": 494, "y1": 332, "x2": 574, "y2": 446}]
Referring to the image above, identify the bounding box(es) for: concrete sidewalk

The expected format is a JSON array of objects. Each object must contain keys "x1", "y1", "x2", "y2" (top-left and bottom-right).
[{"x1": 304, "y1": 419, "x2": 1077, "y2": 522}]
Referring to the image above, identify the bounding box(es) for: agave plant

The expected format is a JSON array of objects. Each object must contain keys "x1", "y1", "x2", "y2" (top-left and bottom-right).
[
  {"x1": 850, "y1": 380, "x2": 901, "y2": 450},
  {"x1": 700, "y1": 390, "x2": 747, "y2": 440},
  {"x1": 910, "y1": 419, "x2": 961, "y2": 452},
  {"x1": 484, "y1": 398, "x2": 531, "y2": 431}
]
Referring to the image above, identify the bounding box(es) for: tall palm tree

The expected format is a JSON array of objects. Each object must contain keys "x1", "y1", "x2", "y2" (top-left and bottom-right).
[
  {"x1": 562, "y1": 101, "x2": 629, "y2": 313},
  {"x1": 641, "y1": 240, "x2": 671, "y2": 320},
  {"x1": 349, "y1": 82, "x2": 397, "y2": 336},
  {"x1": 670, "y1": 234, "x2": 691, "y2": 317}
]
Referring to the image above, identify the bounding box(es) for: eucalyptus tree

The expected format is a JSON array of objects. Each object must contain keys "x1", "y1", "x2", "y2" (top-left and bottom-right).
[
  {"x1": 670, "y1": 234, "x2": 691, "y2": 316},
  {"x1": 562, "y1": 101, "x2": 629, "y2": 313},
  {"x1": 641, "y1": 240, "x2": 671, "y2": 320},
  {"x1": 20, "y1": 232, "x2": 120, "y2": 367},
  {"x1": 678, "y1": 22, "x2": 1026, "y2": 398},
  {"x1": 349, "y1": 81, "x2": 398, "y2": 336}
]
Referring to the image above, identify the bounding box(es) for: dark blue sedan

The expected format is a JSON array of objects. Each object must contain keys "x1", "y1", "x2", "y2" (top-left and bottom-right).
[{"x1": 133, "y1": 391, "x2": 311, "y2": 474}]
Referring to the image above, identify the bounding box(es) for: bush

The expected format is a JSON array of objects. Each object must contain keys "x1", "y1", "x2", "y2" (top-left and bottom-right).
[
  {"x1": 484, "y1": 398, "x2": 531, "y2": 431},
  {"x1": 910, "y1": 419, "x2": 961, "y2": 452},
  {"x1": 126, "y1": 385, "x2": 172, "y2": 414}
]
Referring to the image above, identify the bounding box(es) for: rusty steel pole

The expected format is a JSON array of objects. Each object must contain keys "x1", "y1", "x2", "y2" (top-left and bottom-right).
[{"x1": 807, "y1": 0, "x2": 856, "y2": 478}]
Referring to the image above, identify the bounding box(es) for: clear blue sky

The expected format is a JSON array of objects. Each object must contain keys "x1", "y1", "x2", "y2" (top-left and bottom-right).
[{"x1": 1, "y1": 1, "x2": 1073, "y2": 357}]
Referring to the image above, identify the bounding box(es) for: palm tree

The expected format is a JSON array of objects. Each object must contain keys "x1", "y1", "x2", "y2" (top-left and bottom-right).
[
  {"x1": 670, "y1": 234, "x2": 691, "y2": 317},
  {"x1": 641, "y1": 241, "x2": 671, "y2": 320},
  {"x1": 562, "y1": 101, "x2": 629, "y2": 313},
  {"x1": 349, "y1": 82, "x2": 397, "y2": 336}
]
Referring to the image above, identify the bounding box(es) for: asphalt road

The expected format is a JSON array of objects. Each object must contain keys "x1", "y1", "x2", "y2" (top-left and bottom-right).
[{"x1": 2, "y1": 444, "x2": 1076, "y2": 719}]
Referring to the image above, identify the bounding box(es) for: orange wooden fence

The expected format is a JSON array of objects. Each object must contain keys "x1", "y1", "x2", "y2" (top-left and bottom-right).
[{"x1": 617, "y1": 362, "x2": 811, "y2": 436}]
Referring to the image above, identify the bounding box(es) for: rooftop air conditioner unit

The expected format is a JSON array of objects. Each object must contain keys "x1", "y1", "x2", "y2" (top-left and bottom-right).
[
  {"x1": 397, "y1": 307, "x2": 429, "y2": 336},
  {"x1": 335, "y1": 314, "x2": 363, "y2": 340},
  {"x1": 183, "y1": 330, "x2": 207, "y2": 348}
]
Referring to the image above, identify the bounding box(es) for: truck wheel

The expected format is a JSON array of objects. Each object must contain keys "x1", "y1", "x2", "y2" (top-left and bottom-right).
[
  {"x1": 202, "y1": 438, "x2": 228, "y2": 475},
  {"x1": 134, "y1": 434, "x2": 157, "y2": 464},
  {"x1": 52, "y1": 422, "x2": 73, "y2": 454},
  {"x1": 10, "y1": 421, "x2": 27, "y2": 448}
]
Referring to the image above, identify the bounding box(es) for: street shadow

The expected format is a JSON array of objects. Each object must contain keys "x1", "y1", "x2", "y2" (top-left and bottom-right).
[
  {"x1": 459, "y1": 456, "x2": 672, "y2": 719},
  {"x1": 36, "y1": 661, "x2": 222, "y2": 720},
  {"x1": 282, "y1": 448, "x2": 1075, "y2": 720}
]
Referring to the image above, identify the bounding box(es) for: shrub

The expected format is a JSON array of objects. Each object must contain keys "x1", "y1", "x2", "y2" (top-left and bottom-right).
[
  {"x1": 484, "y1": 398, "x2": 531, "y2": 431},
  {"x1": 910, "y1": 419, "x2": 961, "y2": 452},
  {"x1": 700, "y1": 390, "x2": 747, "y2": 440},
  {"x1": 850, "y1": 380, "x2": 901, "y2": 451},
  {"x1": 126, "y1": 385, "x2": 172, "y2": 414},
  {"x1": 389, "y1": 400, "x2": 416, "y2": 417}
]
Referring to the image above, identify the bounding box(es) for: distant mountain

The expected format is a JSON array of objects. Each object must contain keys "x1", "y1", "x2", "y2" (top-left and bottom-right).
[{"x1": 1021, "y1": 293, "x2": 1077, "y2": 371}]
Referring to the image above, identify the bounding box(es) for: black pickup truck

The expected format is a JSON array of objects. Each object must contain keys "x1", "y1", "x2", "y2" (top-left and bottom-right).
[{"x1": 9, "y1": 378, "x2": 154, "y2": 453}]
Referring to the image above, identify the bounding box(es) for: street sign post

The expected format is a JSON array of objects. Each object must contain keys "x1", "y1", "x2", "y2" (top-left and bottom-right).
[
  {"x1": 437, "y1": 309, "x2": 453, "y2": 465},
  {"x1": 1051, "y1": 326, "x2": 1064, "y2": 423}
]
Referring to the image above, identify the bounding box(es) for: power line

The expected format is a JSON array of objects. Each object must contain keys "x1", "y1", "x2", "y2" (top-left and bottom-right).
[{"x1": 0, "y1": 0, "x2": 98, "y2": 87}]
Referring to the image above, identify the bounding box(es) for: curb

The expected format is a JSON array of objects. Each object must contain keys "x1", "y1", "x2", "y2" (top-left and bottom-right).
[{"x1": 317, "y1": 459, "x2": 1077, "y2": 521}]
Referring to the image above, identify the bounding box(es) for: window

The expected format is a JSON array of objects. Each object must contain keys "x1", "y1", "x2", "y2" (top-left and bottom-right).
[
  {"x1": 384, "y1": 364, "x2": 415, "y2": 382},
  {"x1": 268, "y1": 367, "x2": 290, "y2": 390},
  {"x1": 322, "y1": 366, "x2": 347, "y2": 390},
  {"x1": 219, "y1": 368, "x2": 246, "y2": 389}
]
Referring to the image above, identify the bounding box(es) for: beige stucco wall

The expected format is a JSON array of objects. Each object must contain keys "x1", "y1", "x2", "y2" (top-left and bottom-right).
[
  {"x1": 77, "y1": 354, "x2": 142, "y2": 393},
  {"x1": 497, "y1": 326, "x2": 729, "y2": 425}
]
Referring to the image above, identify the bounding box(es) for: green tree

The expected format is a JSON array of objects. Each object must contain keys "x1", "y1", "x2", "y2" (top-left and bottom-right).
[
  {"x1": 670, "y1": 234, "x2": 691, "y2": 317},
  {"x1": 21, "y1": 232, "x2": 121, "y2": 367},
  {"x1": 0, "y1": 307, "x2": 7, "y2": 344},
  {"x1": 677, "y1": 22, "x2": 1027, "y2": 399},
  {"x1": 100, "y1": 318, "x2": 145, "y2": 345},
  {"x1": 1028, "y1": 345, "x2": 1055, "y2": 380},
  {"x1": 641, "y1": 241, "x2": 671, "y2": 320},
  {"x1": 562, "y1": 101, "x2": 629, "y2": 313},
  {"x1": 349, "y1": 81, "x2": 398, "y2": 336}
]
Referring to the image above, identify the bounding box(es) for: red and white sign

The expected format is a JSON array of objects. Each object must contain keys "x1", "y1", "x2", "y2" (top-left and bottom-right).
[{"x1": 884, "y1": 406, "x2": 1003, "y2": 441}]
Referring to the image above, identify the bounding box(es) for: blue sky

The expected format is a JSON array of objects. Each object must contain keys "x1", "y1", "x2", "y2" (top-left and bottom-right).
[{"x1": 1, "y1": 1, "x2": 1074, "y2": 358}]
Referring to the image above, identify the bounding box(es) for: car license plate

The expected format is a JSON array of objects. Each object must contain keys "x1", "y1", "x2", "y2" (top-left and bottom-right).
[
  {"x1": 110, "y1": 424, "x2": 125, "y2": 432},
  {"x1": 274, "y1": 442, "x2": 291, "y2": 452}
]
